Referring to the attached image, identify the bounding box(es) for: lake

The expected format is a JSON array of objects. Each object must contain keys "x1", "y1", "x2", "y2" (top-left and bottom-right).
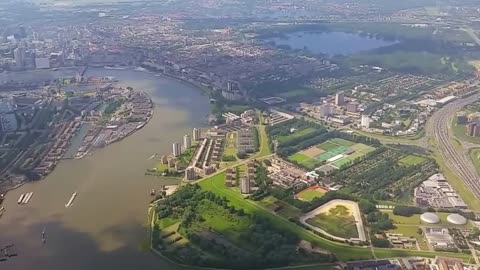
[
  {"x1": 268, "y1": 31, "x2": 397, "y2": 56},
  {"x1": 0, "y1": 68, "x2": 210, "y2": 270}
]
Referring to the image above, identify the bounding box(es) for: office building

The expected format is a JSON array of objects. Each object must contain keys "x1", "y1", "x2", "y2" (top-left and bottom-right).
[
  {"x1": 335, "y1": 91, "x2": 345, "y2": 106},
  {"x1": 361, "y1": 115, "x2": 371, "y2": 129},
  {"x1": 183, "y1": 134, "x2": 192, "y2": 149},
  {"x1": 193, "y1": 128, "x2": 200, "y2": 141},
  {"x1": 172, "y1": 142, "x2": 181, "y2": 157}
]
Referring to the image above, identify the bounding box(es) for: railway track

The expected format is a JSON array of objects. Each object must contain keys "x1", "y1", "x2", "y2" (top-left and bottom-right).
[{"x1": 431, "y1": 94, "x2": 480, "y2": 199}]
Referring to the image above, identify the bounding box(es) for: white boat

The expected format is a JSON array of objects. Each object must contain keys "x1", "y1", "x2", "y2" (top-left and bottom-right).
[
  {"x1": 65, "y1": 192, "x2": 77, "y2": 208},
  {"x1": 23, "y1": 192, "x2": 34, "y2": 204},
  {"x1": 17, "y1": 194, "x2": 25, "y2": 204}
]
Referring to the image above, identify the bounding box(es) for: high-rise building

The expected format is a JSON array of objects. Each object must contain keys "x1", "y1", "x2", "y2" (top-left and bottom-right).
[
  {"x1": 192, "y1": 128, "x2": 200, "y2": 141},
  {"x1": 335, "y1": 91, "x2": 345, "y2": 106},
  {"x1": 318, "y1": 104, "x2": 331, "y2": 117},
  {"x1": 240, "y1": 177, "x2": 251, "y2": 194},
  {"x1": 185, "y1": 166, "x2": 196, "y2": 180},
  {"x1": 13, "y1": 47, "x2": 25, "y2": 68},
  {"x1": 183, "y1": 134, "x2": 192, "y2": 149},
  {"x1": 172, "y1": 142, "x2": 181, "y2": 157},
  {"x1": 361, "y1": 115, "x2": 371, "y2": 129},
  {"x1": 467, "y1": 123, "x2": 480, "y2": 137}
]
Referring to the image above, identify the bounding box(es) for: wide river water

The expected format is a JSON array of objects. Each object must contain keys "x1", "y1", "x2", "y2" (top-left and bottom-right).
[{"x1": 0, "y1": 68, "x2": 210, "y2": 270}]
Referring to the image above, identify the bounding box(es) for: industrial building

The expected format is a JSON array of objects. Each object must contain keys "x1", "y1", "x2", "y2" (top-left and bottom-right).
[
  {"x1": 414, "y1": 173, "x2": 468, "y2": 209},
  {"x1": 420, "y1": 212, "x2": 440, "y2": 224},
  {"x1": 446, "y1": 214, "x2": 467, "y2": 225}
]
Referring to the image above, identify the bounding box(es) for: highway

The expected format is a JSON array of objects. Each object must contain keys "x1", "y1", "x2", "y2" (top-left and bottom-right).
[{"x1": 428, "y1": 93, "x2": 480, "y2": 199}]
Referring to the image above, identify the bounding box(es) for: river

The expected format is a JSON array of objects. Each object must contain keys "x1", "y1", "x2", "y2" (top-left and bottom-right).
[{"x1": 0, "y1": 68, "x2": 210, "y2": 270}]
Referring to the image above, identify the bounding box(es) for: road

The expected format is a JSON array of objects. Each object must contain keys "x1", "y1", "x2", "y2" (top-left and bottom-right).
[
  {"x1": 463, "y1": 27, "x2": 480, "y2": 47},
  {"x1": 427, "y1": 93, "x2": 480, "y2": 199}
]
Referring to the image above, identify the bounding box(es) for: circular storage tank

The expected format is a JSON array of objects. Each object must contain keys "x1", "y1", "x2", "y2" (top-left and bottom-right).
[
  {"x1": 420, "y1": 212, "x2": 440, "y2": 224},
  {"x1": 447, "y1": 214, "x2": 467, "y2": 225}
]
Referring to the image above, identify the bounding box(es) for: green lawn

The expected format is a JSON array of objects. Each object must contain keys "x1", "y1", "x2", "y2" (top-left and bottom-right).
[
  {"x1": 469, "y1": 148, "x2": 480, "y2": 176},
  {"x1": 157, "y1": 217, "x2": 179, "y2": 229},
  {"x1": 384, "y1": 211, "x2": 474, "y2": 228},
  {"x1": 255, "y1": 124, "x2": 272, "y2": 158},
  {"x1": 387, "y1": 225, "x2": 428, "y2": 250},
  {"x1": 289, "y1": 152, "x2": 310, "y2": 163},
  {"x1": 277, "y1": 127, "x2": 316, "y2": 144},
  {"x1": 330, "y1": 138, "x2": 356, "y2": 147},
  {"x1": 306, "y1": 209, "x2": 359, "y2": 239},
  {"x1": 451, "y1": 119, "x2": 480, "y2": 144},
  {"x1": 296, "y1": 188, "x2": 326, "y2": 202},
  {"x1": 317, "y1": 141, "x2": 339, "y2": 151},
  {"x1": 399, "y1": 155, "x2": 427, "y2": 166},
  {"x1": 333, "y1": 158, "x2": 351, "y2": 168}
]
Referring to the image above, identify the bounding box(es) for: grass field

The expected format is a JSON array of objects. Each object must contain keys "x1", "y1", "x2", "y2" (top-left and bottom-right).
[
  {"x1": 158, "y1": 217, "x2": 179, "y2": 229},
  {"x1": 469, "y1": 148, "x2": 480, "y2": 176},
  {"x1": 198, "y1": 172, "x2": 472, "y2": 261},
  {"x1": 332, "y1": 158, "x2": 351, "y2": 168},
  {"x1": 277, "y1": 127, "x2": 316, "y2": 144},
  {"x1": 399, "y1": 155, "x2": 427, "y2": 166},
  {"x1": 318, "y1": 141, "x2": 340, "y2": 151},
  {"x1": 296, "y1": 186, "x2": 327, "y2": 201},
  {"x1": 289, "y1": 152, "x2": 310, "y2": 163},
  {"x1": 387, "y1": 225, "x2": 428, "y2": 250},
  {"x1": 451, "y1": 119, "x2": 480, "y2": 144},
  {"x1": 223, "y1": 132, "x2": 238, "y2": 157},
  {"x1": 384, "y1": 211, "x2": 474, "y2": 228},
  {"x1": 306, "y1": 205, "x2": 359, "y2": 239},
  {"x1": 330, "y1": 138, "x2": 356, "y2": 147},
  {"x1": 255, "y1": 122, "x2": 272, "y2": 158}
]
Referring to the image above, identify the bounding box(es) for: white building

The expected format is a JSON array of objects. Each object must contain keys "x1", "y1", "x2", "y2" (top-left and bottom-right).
[
  {"x1": 361, "y1": 115, "x2": 371, "y2": 128},
  {"x1": 193, "y1": 128, "x2": 200, "y2": 141},
  {"x1": 172, "y1": 142, "x2": 181, "y2": 157},
  {"x1": 183, "y1": 134, "x2": 192, "y2": 149},
  {"x1": 35, "y1": 57, "x2": 50, "y2": 69}
]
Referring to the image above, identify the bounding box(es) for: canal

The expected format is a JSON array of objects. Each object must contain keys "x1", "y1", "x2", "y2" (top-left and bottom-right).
[{"x1": 0, "y1": 68, "x2": 210, "y2": 270}]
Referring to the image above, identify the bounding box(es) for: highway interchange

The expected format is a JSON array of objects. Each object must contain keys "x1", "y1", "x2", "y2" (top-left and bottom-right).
[{"x1": 428, "y1": 93, "x2": 480, "y2": 199}]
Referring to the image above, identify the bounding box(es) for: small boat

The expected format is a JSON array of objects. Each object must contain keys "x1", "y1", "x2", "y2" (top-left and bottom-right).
[
  {"x1": 42, "y1": 227, "x2": 46, "y2": 244},
  {"x1": 17, "y1": 194, "x2": 25, "y2": 204},
  {"x1": 150, "y1": 189, "x2": 156, "y2": 196}
]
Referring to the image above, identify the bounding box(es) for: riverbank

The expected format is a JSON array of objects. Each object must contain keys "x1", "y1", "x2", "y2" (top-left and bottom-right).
[{"x1": 0, "y1": 68, "x2": 210, "y2": 270}]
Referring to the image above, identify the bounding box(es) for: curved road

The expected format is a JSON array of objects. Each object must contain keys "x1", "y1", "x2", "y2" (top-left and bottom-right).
[{"x1": 427, "y1": 93, "x2": 480, "y2": 199}]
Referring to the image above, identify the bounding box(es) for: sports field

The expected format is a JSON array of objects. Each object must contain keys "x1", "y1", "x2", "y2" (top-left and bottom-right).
[
  {"x1": 295, "y1": 186, "x2": 328, "y2": 201},
  {"x1": 288, "y1": 138, "x2": 375, "y2": 170}
]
